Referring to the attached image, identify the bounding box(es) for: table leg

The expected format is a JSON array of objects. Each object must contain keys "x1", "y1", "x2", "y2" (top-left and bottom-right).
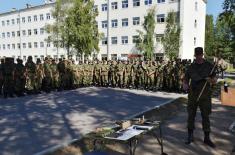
[{"x1": 128, "y1": 139, "x2": 138, "y2": 155}]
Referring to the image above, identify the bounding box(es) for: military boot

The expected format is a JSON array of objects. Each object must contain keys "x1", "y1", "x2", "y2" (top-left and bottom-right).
[
  {"x1": 204, "y1": 132, "x2": 216, "y2": 148},
  {"x1": 185, "y1": 129, "x2": 194, "y2": 145}
]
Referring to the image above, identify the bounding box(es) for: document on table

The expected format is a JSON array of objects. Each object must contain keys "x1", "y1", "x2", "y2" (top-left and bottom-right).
[{"x1": 105, "y1": 125, "x2": 154, "y2": 141}]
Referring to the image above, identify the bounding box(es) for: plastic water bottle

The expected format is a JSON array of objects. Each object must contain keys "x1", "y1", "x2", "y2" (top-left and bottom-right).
[{"x1": 224, "y1": 82, "x2": 228, "y2": 93}]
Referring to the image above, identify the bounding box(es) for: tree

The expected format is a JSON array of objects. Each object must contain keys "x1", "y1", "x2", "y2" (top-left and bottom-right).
[
  {"x1": 136, "y1": 7, "x2": 156, "y2": 60},
  {"x1": 68, "y1": 0, "x2": 100, "y2": 57},
  {"x1": 161, "y1": 12, "x2": 181, "y2": 60},
  {"x1": 46, "y1": 0, "x2": 72, "y2": 57},
  {"x1": 218, "y1": 0, "x2": 235, "y2": 63},
  {"x1": 205, "y1": 15, "x2": 215, "y2": 57}
]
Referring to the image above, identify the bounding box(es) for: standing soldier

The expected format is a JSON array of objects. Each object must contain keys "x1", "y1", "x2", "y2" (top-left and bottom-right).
[
  {"x1": 51, "y1": 59, "x2": 59, "y2": 90},
  {"x1": 14, "y1": 59, "x2": 26, "y2": 97},
  {"x1": 93, "y1": 60, "x2": 101, "y2": 86},
  {"x1": 35, "y1": 59, "x2": 44, "y2": 93},
  {"x1": 100, "y1": 60, "x2": 109, "y2": 87},
  {"x1": 57, "y1": 58, "x2": 66, "y2": 90},
  {"x1": 77, "y1": 61, "x2": 84, "y2": 87},
  {"x1": 146, "y1": 61, "x2": 156, "y2": 90},
  {"x1": 25, "y1": 56, "x2": 36, "y2": 94},
  {"x1": 109, "y1": 61, "x2": 116, "y2": 87},
  {"x1": 43, "y1": 57, "x2": 52, "y2": 92},
  {"x1": 183, "y1": 47, "x2": 217, "y2": 148},
  {"x1": 2, "y1": 58, "x2": 15, "y2": 98},
  {"x1": 131, "y1": 61, "x2": 139, "y2": 89},
  {"x1": 124, "y1": 61, "x2": 132, "y2": 88},
  {"x1": 116, "y1": 60, "x2": 125, "y2": 88}
]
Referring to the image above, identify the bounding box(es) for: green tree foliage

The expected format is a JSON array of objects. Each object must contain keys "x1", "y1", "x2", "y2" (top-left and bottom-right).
[
  {"x1": 68, "y1": 0, "x2": 100, "y2": 56},
  {"x1": 136, "y1": 7, "x2": 156, "y2": 60},
  {"x1": 205, "y1": 15, "x2": 215, "y2": 57},
  {"x1": 46, "y1": 0, "x2": 100, "y2": 57},
  {"x1": 217, "y1": 0, "x2": 235, "y2": 62},
  {"x1": 161, "y1": 12, "x2": 181, "y2": 60}
]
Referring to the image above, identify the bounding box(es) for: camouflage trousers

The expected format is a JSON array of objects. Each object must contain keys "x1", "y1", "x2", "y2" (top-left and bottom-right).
[
  {"x1": 3, "y1": 76, "x2": 14, "y2": 96},
  {"x1": 187, "y1": 92, "x2": 212, "y2": 132}
]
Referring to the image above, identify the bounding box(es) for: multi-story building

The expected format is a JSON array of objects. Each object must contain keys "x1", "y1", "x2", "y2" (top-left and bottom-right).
[{"x1": 0, "y1": 0, "x2": 207, "y2": 62}]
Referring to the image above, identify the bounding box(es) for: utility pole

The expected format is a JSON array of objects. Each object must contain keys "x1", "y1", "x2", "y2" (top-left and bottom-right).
[{"x1": 107, "y1": 0, "x2": 110, "y2": 60}]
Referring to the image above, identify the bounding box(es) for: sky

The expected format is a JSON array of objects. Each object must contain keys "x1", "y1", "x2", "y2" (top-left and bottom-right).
[{"x1": 0, "y1": 0, "x2": 224, "y2": 20}]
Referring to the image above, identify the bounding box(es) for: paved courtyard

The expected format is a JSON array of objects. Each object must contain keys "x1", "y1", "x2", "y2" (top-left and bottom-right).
[{"x1": 0, "y1": 87, "x2": 184, "y2": 155}]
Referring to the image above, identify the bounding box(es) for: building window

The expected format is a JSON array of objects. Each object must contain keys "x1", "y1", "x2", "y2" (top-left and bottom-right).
[
  {"x1": 28, "y1": 42, "x2": 32, "y2": 48},
  {"x1": 111, "y1": 19, "x2": 118, "y2": 28},
  {"x1": 7, "y1": 20, "x2": 10, "y2": 25},
  {"x1": 194, "y1": 19, "x2": 197, "y2": 28},
  {"x1": 23, "y1": 43, "x2": 26, "y2": 49},
  {"x1": 132, "y1": 35, "x2": 139, "y2": 43},
  {"x1": 111, "y1": 37, "x2": 118, "y2": 44},
  {"x1": 122, "y1": 18, "x2": 128, "y2": 27},
  {"x1": 2, "y1": 21, "x2": 5, "y2": 26},
  {"x1": 34, "y1": 42, "x2": 38, "y2": 48},
  {"x1": 121, "y1": 36, "x2": 128, "y2": 44},
  {"x1": 22, "y1": 30, "x2": 26, "y2": 36},
  {"x1": 11, "y1": 19, "x2": 15, "y2": 25},
  {"x1": 40, "y1": 14, "x2": 44, "y2": 21},
  {"x1": 12, "y1": 44, "x2": 15, "y2": 49},
  {"x1": 40, "y1": 28, "x2": 44, "y2": 34},
  {"x1": 111, "y1": 2, "x2": 118, "y2": 10},
  {"x1": 102, "y1": 21, "x2": 108, "y2": 28},
  {"x1": 145, "y1": 0, "x2": 152, "y2": 5},
  {"x1": 111, "y1": 54, "x2": 117, "y2": 60},
  {"x1": 2, "y1": 33, "x2": 5, "y2": 38},
  {"x1": 195, "y1": 2, "x2": 198, "y2": 11},
  {"x1": 157, "y1": 0, "x2": 165, "y2": 3},
  {"x1": 133, "y1": 17, "x2": 140, "y2": 25},
  {"x1": 34, "y1": 29, "x2": 38, "y2": 35},
  {"x1": 133, "y1": 0, "x2": 140, "y2": 7},
  {"x1": 34, "y1": 15, "x2": 37, "y2": 21},
  {"x1": 102, "y1": 4, "x2": 108, "y2": 11},
  {"x1": 17, "y1": 43, "x2": 21, "y2": 49},
  {"x1": 3, "y1": 44, "x2": 6, "y2": 50},
  {"x1": 22, "y1": 17, "x2": 25, "y2": 23},
  {"x1": 28, "y1": 29, "x2": 32, "y2": 36},
  {"x1": 194, "y1": 37, "x2": 197, "y2": 46},
  {"x1": 7, "y1": 32, "x2": 10, "y2": 38},
  {"x1": 23, "y1": 56, "x2": 27, "y2": 61},
  {"x1": 122, "y1": 0, "x2": 128, "y2": 8},
  {"x1": 17, "y1": 18, "x2": 20, "y2": 24},
  {"x1": 40, "y1": 42, "x2": 44, "y2": 48},
  {"x1": 17, "y1": 31, "x2": 20, "y2": 37},
  {"x1": 46, "y1": 13, "x2": 51, "y2": 20},
  {"x1": 12, "y1": 31, "x2": 15, "y2": 37},
  {"x1": 28, "y1": 16, "x2": 31, "y2": 22},
  {"x1": 102, "y1": 37, "x2": 107, "y2": 45},
  {"x1": 157, "y1": 14, "x2": 165, "y2": 23},
  {"x1": 7, "y1": 44, "x2": 10, "y2": 49},
  {"x1": 156, "y1": 34, "x2": 163, "y2": 42},
  {"x1": 47, "y1": 42, "x2": 50, "y2": 47}
]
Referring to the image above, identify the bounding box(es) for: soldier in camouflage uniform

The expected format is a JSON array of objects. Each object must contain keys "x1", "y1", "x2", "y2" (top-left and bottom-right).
[
  {"x1": 124, "y1": 61, "x2": 132, "y2": 88},
  {"x1": 43, "y1": 57, "x2": 52, "y2": 92},
  {"x1": 35, "y1": 59, "x2": 44, "y2": 93},
  {"x1": 77, "y1": 61, "x2": 84, "y2": 87},
  {"x1": 109, "y1": 61, "x2": 117, "y2": 87},
  {"x1": 116, "y1": 60, "x2": 125, "y2": 88},
  {"x1": 57, "y1": 58, "x2": 66, "y2": 90},
  {"x1": 146, "y1": 61, "x2": 156, "y2": 90},
  {"x1": 93, "y1": 60, "x2": 101, "y2": 86},
  {"x1": 14, "y1": 59, "x2": 26, "y2": 96},
  {"x1": 25, "y1": 56, "x2": 36, "y2": 94},
  {"x1": 183, "y1": 47, "x2": 217, "y2": 148},
  {"x1": 51, "y1": 59, "x2": 59, "y2": 90},
  {"x1": 2, "y1": 58, "x2": 15, "y2": 98},
  {"x1": 131, "y1": 61, "x2": 139, "y2": 89},
  {"x1": 100, "y1": 60, "x2": 109, "y2": 87}
]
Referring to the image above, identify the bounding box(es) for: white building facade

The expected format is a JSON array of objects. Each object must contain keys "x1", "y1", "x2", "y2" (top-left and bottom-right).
[{"x1": 0, "y1": 0, "x2": 207, "y2": 62}]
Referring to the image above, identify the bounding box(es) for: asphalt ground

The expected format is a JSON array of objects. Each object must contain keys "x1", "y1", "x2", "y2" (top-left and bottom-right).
[{"x1": 0, "y1": 87, "x2": 184, "y2": 155}]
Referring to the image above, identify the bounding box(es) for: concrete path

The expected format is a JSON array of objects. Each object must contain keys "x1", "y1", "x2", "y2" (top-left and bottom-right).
[{"x1": 0, "y1": 87, "x2": 184, "y2": 155}]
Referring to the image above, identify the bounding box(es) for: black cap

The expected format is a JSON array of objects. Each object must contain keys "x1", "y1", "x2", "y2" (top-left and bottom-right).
[{"x1": 195, "y1": 47, "x2": 203, "y2": 55}]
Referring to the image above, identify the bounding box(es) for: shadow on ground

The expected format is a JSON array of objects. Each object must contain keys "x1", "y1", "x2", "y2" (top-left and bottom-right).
[{"x1": 0, "y1": 87, "x2": 182, "y2": 155}]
